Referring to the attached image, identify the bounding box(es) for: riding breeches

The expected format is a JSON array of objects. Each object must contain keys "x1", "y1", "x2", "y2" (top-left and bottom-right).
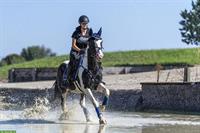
[{"x1": 68, "y1": 50, "x2": 81, "y2": 81}]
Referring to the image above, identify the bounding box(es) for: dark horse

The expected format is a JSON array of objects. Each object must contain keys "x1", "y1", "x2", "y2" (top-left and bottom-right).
[{"x1": 54, "y1": 28, "x2": 110, "y2": 124}]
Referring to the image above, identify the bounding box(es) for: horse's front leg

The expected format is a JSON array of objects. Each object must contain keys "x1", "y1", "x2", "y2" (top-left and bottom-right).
[
  {"x1": 97, "y1": 83, "x2": 110, "y2": 112},
  {"x1": 80, "y1": 93, "x2": 92, "y2": 122},
  {"x1": 85, "y1": 88, "x2": 106, "y2": 124},
  {"x1": 59, "y1": 89, "x2": 69, "y2": 120}
]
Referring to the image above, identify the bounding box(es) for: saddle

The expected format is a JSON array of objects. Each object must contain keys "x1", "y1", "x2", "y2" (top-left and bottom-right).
[{"x1": 61, "y1": 55, "x2": 103, "y2": 91}]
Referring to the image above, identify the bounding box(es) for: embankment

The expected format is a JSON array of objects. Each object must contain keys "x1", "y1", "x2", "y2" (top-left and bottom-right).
[
  {"x1": 0, "y1": 87, "x2": 142, "y2": 111},
  {"x1": 142, "y1": 82, "x2": 200, "y2": 113},
  {"x1": 1, "y1": 81, "x2": 200, "y2": 113}
]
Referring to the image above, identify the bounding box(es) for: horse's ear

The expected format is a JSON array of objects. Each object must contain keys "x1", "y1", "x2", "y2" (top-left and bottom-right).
[{"x1": 97, "y1": 27, "x2": 102, "y2": 37}]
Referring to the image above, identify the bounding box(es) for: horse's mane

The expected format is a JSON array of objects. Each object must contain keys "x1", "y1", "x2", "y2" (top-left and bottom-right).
[
  {"x1": 88, "y1": 38, "x2": 101, "y2": 73},
  {"x1": 87, "y1": 38, "x2": 103, "y2": 88},
  {"x1": 87, "y1": 28, "x2": 103, "y2": 74}
]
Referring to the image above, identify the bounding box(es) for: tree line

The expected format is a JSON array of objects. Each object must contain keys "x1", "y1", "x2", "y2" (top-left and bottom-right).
[{"x1": 0, "y1": 45, "x2": 56, "y2": 66}]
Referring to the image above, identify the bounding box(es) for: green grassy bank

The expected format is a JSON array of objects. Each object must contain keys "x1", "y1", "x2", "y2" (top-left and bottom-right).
[{"x1": 0, "y1": 48, "x2": 200, "y2": 79}]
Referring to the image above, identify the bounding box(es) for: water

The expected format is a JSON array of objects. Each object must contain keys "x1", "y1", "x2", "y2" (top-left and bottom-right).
[
  {"x1": 1, "y1": 110, "x2": 200, "y2": 133},
  {"x1": 0, "y1": 98, "x2": 200, "y2": 133}
]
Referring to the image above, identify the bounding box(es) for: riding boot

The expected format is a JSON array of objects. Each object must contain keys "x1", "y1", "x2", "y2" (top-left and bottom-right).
[{"x1": 71, "y1": 59, "x2": 80, "y2": 82}]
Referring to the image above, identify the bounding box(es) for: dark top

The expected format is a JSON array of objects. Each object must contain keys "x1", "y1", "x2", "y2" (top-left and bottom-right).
[{"x1": 71, "y1": 26, "x2": 93, "y2": 49}]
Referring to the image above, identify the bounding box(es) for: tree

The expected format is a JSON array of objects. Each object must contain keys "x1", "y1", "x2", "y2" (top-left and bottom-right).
[
  {"x1": 21, "y1": 45, "x2": 56, "y2": 61},
  {"x1": 0, "y1": 54, "x2": 25, "y2": 66},
  {"x1": 179, "y1": 0, "x2": 200, "y2": 45},
  {"x1": 0, "y1": 60, "x2": 7, "y2": 67}
]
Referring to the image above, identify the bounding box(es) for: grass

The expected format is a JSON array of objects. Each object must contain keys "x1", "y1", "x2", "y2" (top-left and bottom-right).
[
  {"x1": 1, "y1": 48, "x2": 200, "y2": 79},
  {"x1": 0, "y1": 55, "x2": 69, "y2": 79},
  {"x1": 102, "y1": 48, "x2": 200, "y2": 66}
]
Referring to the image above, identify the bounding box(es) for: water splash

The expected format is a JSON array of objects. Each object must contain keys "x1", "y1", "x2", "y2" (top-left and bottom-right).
[
  {"x1": 2, "y1": 99, "x2": 200, "y2": 127},
  {"x1": 58, "y1": 100, "x2": 98, "y2": 123},
  {"x1": 21, "y1": 97, "x2": 50, "y2": 119}
]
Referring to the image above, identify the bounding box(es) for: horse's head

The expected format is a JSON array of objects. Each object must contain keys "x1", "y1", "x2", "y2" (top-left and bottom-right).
[{"x1": 88, "y1": 28, "x2": 104, "y2": 62}]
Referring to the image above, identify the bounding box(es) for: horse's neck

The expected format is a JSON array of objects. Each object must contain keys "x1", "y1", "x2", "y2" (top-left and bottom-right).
[{"x1": 82, "y1": 47, "x2": 88, "y2": 69}]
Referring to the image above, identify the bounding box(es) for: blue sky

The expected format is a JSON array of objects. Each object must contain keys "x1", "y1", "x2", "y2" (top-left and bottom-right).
[{"x1": 0, "y1": 0, "x2": 197, "y2": 59}]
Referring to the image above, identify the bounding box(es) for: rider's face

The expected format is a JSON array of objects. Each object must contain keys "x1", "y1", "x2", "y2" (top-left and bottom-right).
[{"x1": 81, "y1": 22, "x2": 88, "y2": 29}]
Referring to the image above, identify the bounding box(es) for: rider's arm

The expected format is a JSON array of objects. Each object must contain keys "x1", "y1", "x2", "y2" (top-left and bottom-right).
[{"x1": 72, "y1": 38, "x2": 81, "y2": 52}]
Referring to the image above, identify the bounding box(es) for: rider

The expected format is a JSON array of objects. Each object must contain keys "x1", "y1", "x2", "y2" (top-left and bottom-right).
[{"x1": 67, "y1": 15, "x2": 93, "y2": 83}]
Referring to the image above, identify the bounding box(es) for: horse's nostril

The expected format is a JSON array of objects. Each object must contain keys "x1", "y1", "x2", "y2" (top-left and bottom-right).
[
  {"x1": 97, "y1": 53, "x2": 103, "y2": 59},
  {"x1": 100, "y1": 54, "x2": 104, "y2": 59}
]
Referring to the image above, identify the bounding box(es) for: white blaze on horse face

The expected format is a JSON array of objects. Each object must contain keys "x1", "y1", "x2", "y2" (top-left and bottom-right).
[{"x1": 95, "y1": 39, "x2": 104, "y2": 59}]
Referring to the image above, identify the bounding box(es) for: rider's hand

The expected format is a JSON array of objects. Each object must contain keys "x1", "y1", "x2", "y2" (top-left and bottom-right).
[{"x1": 79, "y1": 49, "x2": 85, "y2": 55}]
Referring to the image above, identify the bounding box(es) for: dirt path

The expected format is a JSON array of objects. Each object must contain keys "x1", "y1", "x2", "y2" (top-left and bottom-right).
[
  {"x1": 0, "y1": 68, "x2": 188, "y2": 90},
  {"x1": 0, "y1": 73, "x2": 150, "y2": 90}
]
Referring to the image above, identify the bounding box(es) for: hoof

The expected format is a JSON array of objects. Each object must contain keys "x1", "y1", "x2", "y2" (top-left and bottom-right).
[
  {"x1": 59, "y1": 112, "x2": 69, "y2": 120},
  {"x1": 99, "y1": 118, "x2": 107, "y2": 125},
  {"x1": 99, "y1": 105, "x2": 106, "y2": 112},
  {"x1": 86, "y1": 117, "x2": 93, "y2": 123},
  {"x1": 86, "y1": 119, "x2": 93, "y2": 123}
]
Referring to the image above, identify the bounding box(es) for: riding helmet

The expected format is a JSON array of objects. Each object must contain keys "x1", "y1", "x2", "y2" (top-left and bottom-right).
[{"x1": 78, "y1": 15, "x2": 89, "y2": 24}]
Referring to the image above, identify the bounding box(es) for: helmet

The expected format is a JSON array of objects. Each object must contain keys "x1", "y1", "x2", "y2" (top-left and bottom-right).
[{"x1": 78, "y1": 15, "x2": 89, "y2": 24}]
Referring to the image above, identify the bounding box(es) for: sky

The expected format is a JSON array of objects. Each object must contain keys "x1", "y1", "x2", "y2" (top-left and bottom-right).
[{"x1": 0, "y1": 0, "x2": 197, "y2": 59}]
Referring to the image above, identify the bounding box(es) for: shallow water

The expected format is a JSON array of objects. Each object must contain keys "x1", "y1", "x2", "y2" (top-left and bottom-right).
[
  {"x1": 0, "y1": 98, "x2": 199, "y2": 133},
  {"x1": 1, "y1": 110, "x2": 200, "y2": 133}
]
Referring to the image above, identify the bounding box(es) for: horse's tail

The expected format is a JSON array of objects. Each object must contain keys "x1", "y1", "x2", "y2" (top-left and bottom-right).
[
  {"x1": 53, "y1": 63, "x2": 65, "y2": 100},
  {"x1": 53, "y1": 62, "x2": 68, "y2": 100},
  {"x1": 53, "y1": 79, "x2": 61, "y2": 100}
]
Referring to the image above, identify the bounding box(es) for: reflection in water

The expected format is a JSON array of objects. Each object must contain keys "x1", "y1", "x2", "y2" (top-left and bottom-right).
[
  {"x1": 98, "y1": 125, "x2": 106, "y2": 133},
  {"x1": 3, "y1": 124, "x2": 200, "y2": 133},
  {"x1": 1, "y1": 111, "x2": 200, "y2": 133},
  {"x1": 142, "y1": 125, "x2": 200, "y2": 133},
  {"x1": 83, "y1": 125, "x2": 106, "y2": 133},
  {"x1": 2, "y1": 124, "x2": 200, "y2": 133},
  {"x1": 61, "y1": 124, "x2": 106, "y2": 133}
]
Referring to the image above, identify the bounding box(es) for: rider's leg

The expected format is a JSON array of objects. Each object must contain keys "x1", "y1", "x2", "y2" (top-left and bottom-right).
[
  {"x1": 84, "y1": 88, "x2": 106, "y2": 124},
  {"x1": 97, "y1": 83, "x2": 110, "y2": 112},
  {"x1": 67, "y1": 51, "x2": 76, "y2": 81},
  {"x1": 69, "y1": 50, "x2": 80, "y2": 82},
  {"x1": 80, "y1": 93, "x2": 92, "y2": 122}
]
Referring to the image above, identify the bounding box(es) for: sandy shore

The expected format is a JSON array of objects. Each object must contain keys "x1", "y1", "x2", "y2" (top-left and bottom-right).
[{"x1": 0, "y1": 73, "x2": 153, "y2": 90}]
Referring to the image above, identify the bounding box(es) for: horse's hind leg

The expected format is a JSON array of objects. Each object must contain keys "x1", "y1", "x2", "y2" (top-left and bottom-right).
[
  {"x1": 59, "y1": 89, "x2": 69, "y2": 120},
  {"x1": 61, "y1": 90, "x2": 68, "y2": 112},
  {"x1": 80, "y1": 93, "x2": 92, "y2": 122},
  {"x1": 97, "y1": 83, "x2": 110, "y2": 112}
]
